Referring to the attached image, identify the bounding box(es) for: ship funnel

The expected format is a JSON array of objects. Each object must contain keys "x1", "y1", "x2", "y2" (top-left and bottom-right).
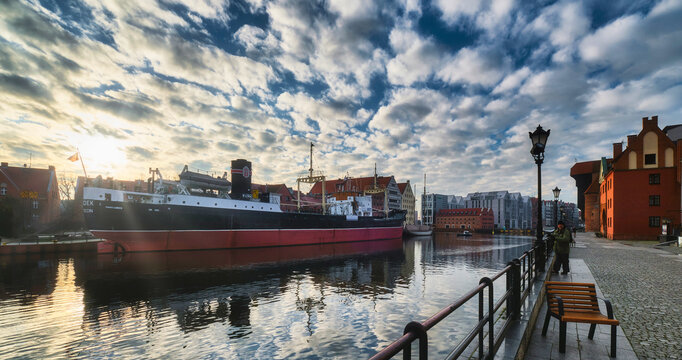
[{"x1": 231, "y1": 159, "x2": 252, "y2": 199}]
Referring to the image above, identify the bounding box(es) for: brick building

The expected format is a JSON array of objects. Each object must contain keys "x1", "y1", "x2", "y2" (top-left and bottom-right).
[
  {"x1": 434, "y1": 208, "x2": 494, "y2": 232},
  {"x1": 0, "y1": 162, "x2": 60, "y2": 234},
  {"x1": 573, "y1": 116, "x2": 682, "y2": 240},
  {"x1": 309, "y1": 176, "x2": 401, "y2": 216}
]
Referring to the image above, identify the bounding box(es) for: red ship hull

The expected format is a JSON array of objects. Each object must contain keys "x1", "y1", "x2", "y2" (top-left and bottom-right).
[{"x1": 95, "y1": 227, "x2": 404, "y2": 253}]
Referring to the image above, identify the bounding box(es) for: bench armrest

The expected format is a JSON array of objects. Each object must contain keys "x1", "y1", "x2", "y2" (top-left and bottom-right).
[
  {"x1": 597, "y1": 297, "x2": 615, "y2": 319},
  {"x1": 604, "y1": 299, "x2": 614, "y2": 319}
]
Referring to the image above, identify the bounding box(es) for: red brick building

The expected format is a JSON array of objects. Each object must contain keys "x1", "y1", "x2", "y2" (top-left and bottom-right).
[
  {"x1": 252, "y1": 183, "x2": 298, "y2": 212},
  {"x1": 573, "y1": 116, "x2": 682, "y2": 240},
  {"x1": 0, "y1": 162, "x2": 60, "y2": 234},
  {"x1": 309, "y1": 176, "x2": 401, "y2": 216},
  {"x1": 434, "y1": 208, "x2": 494, "y2": 232}
]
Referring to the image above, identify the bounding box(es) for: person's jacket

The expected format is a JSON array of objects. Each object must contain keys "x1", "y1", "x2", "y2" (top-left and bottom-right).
[{"x1": 552, "y1": 228, "x2": 572, "y2": 254}]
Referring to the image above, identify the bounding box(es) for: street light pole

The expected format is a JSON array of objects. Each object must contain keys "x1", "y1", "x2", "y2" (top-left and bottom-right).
[
  {"x1": 553, "y1": 186, "x2": 561, "y2": 229},
  {"x1": 530, "y1": 125, "x2": 550, "y2": 272}
]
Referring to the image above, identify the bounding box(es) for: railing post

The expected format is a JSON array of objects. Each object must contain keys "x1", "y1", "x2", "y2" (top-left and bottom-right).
[
  {"x1": 506, "y1": 260, "x2": 521, "y2": 320},
  {"x1": 480, "y1": 277, "x2": 494, "y2": 360},
  {"x1": 403, "y1": 321, "x2": 428, "y2": 360},
  {"x1": 478, "y1": 287, "x2": 484, "y2": 360},
  {"x1": 537, "y1": 238, "x2": 546, "y2": 273},
  {"x1": 506, "y1": 261, "x2": 514, "y2": 319}
]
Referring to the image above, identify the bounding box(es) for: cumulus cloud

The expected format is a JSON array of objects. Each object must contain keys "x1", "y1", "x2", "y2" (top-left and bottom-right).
[{"x1": 1, "y1": 0, "x2": 681, "y2": 204}]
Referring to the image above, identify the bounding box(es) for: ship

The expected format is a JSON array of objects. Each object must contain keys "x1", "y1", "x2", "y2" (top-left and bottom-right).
[{"x1": 84, "y1": 156, "x2": 405, "y2": 253}]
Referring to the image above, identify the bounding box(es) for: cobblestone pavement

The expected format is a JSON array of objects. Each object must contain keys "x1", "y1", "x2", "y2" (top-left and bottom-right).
[{"x1": 571, "y1": 233, "x2": 682, "y2": 359}]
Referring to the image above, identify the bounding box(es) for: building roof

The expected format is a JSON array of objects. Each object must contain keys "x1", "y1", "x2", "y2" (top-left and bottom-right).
[
  {"x1": 438, "y1": 208, "x2": 491, "y2": 216},
  {"x1": 309, "y1": 176, "x2": 394, "y2": 195},
  {"x1": 570, "y1": 160, "x2": 601, "y2": 177},
  {"x1": 0, "y1": 163, "x2": 56, "y2": 197},
  {"x1": 253, "y1": 183, "x2": 292, "y2": 196}
]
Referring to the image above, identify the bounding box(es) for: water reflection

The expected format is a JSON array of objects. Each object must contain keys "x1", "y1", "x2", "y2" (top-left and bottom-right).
[{"x1": 0, "y1": 234, "x2": 532, "y2": 359}]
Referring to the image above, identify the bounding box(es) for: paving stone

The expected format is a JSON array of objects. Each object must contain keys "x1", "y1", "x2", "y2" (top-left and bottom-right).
[{"x1": 571, "y1": 233, "x2": 682, "y2": 360}]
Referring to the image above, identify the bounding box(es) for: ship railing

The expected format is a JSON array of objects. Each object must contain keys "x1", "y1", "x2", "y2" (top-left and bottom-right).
[{"x1": 370, "y1": 241, "x2": 545, "y2": 360}]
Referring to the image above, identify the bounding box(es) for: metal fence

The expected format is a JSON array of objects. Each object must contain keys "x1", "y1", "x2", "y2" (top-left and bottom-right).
[{"x1": 370, "y1": 240, "x2": 548, "y2": 360}]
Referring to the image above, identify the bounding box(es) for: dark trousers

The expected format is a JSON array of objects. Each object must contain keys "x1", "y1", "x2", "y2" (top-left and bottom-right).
[{"x1": 553, "y1": 253, "x2": 570, "y2": 273}]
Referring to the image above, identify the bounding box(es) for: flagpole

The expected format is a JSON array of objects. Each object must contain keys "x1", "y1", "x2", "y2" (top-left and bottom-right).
[{"x1": 78, "y1": 148, "x2": 88, "y2": 184}]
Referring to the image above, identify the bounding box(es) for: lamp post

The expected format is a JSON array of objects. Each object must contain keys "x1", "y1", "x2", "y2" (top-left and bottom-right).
[
  {"x1": 553, "y1": 187, "x2": 561, "y2": 228},
  {"x1": 530, "y1": 125, "x2": 550, "y2": 272}
]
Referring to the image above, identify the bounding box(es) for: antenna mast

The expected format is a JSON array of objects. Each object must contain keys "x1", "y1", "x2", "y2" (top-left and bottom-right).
[{"x1": 309, "y1": 142, "x2": 314, "y2": 178}]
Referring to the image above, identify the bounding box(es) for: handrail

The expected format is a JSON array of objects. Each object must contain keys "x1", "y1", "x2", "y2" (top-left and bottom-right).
[{"x1": 370, "y1": 238, "x2": 548, "y2": 360}]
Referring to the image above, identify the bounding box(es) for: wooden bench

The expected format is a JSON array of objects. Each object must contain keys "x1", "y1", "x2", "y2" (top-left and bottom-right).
[{"x1": 542, "y1": 281, "x2": 620, "y2": 357}]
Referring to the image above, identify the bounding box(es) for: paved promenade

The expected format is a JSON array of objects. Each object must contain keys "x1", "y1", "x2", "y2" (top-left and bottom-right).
[{"x1": 525, "y1": 232, "x2": 682, "y2": 359}]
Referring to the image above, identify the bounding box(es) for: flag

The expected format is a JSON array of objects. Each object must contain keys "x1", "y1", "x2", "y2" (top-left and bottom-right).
[{"x1": 68, "y1": 152, "x2": 79, "y2": 162}]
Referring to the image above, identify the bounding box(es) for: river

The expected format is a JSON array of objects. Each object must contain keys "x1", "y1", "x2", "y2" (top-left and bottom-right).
[{"x1": 0, "y1": 233, "x2": 533, "y2": 359}]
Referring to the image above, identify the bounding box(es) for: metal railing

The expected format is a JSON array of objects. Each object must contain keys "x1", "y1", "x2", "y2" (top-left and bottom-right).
[{"x1": 371, "y1": 239, "x2": 548, "y2": 360}]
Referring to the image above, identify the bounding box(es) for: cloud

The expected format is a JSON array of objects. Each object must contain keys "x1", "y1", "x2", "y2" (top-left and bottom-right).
[
  {"x1": 579, "y1": 0, "x2": 682, "y2": 79},
  {"x1": 0, "y1": 73, "x2": 54, "y2": 103}
]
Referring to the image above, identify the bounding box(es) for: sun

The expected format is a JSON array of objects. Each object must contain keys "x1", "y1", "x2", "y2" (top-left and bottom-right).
[{"x1": 76, "y1": 136, "x2": 127, "y2": 175}]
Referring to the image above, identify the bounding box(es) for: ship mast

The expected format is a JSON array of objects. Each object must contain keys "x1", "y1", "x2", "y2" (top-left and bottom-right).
[
  {"x1": 364, "y1": 162, "x2": 388, "y2": 217},
  {"x1": 297, "y1": 142, "x2": 326, "y2": 214}
]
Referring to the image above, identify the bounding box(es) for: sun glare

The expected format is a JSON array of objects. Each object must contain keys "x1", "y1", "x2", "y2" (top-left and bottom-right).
[{"x1": 76, "y1": 136, "x2": 127, "y2": 175}]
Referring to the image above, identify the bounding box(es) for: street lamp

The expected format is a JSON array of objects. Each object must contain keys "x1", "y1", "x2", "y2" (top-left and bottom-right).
[
  {"x1": 530, "y1": 124, "x2": 550, "y2": 272},
  {"x1": 553, "y1": 186, "x2": 561, "y2": 228}
]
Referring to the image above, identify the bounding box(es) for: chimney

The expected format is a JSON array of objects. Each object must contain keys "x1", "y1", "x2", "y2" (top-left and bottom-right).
[
  {"x1": 0, "y1": 162, "x2": 7, "y2": 167},
  {"x1": 627, "y1": 135, "x2": 637, "y2": 147},
  {"x1": 652, "y1": 115, "x2": 658, "y2": 127},
  {"x1": 613, "y1": 143, "x2": 622, "y2": 158},
  {"x1": 642, "y1": 116, "x2": 649, "y2": 128}
]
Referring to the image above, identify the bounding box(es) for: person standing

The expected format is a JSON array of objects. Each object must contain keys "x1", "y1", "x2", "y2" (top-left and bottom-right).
[{"x1": 552, "y1": 221, "x2": 572, "y2": 274}]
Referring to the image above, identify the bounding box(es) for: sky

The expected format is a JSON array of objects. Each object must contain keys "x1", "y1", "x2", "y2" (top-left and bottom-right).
[{"x1": 1, "y1": 0, "x2": 682, "y2": 204}]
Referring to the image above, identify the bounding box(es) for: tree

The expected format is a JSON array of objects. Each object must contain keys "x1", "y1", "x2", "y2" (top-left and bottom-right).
[{"x1": 59, "y1": 173, "x2": 76, "y2": 201}]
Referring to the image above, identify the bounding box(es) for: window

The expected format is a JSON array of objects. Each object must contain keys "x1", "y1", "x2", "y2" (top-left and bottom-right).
[
  {"x1": 649, "y1": 195, "x2": 660, "y2": 206},
  {"x1": 0, "y1": 185, "x2": 6, "y2": 196},
  {"x1": 649, "y1": 216, "x2": 660, "y2": 227},
  {"x1": 644, "y1": 154, "x2": 656, "y2": 165},
  {"x1": 32, "y1": 200, "x2": 39, "y2": 209},
  {"x1": 649, "y1": 174, "x2": 660, "y2": 184}
]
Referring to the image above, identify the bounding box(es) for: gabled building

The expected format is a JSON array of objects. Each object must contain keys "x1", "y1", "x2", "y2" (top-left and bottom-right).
[
  {"x1": 573, "y1": 116, "x2": 682, "y2": 240},
  {"x1": 309, "y1": 176, "x2": 401, "y2": 216},
  {"x1": 252, "y1": 183, "x2": 297, "y2": 212},
  {"x1": 464, "y1": 191, "x2": 532, "y2": 230},
  {"x1": 397, "y1": 181, "x2": 416, "y2": 225},
  {"x1": 0, "y1": 162, "x2": 60, "y2": 234},
  {"x1": 600, "y1": 116, "x2": 681, "y2": 240}
]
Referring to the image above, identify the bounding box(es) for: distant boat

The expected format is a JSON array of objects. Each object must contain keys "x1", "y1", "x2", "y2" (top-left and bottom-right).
[
  {"x1": 457, "y1": 230, "x2": 472, "y2": 237},
  {"x1": 404, "y1": 224, "x2": 433, "y2": 236}
]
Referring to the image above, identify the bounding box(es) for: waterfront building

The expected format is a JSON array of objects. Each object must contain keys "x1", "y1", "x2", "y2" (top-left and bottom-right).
[
  {"x1": 252, "y1": 183, "x2": 297, "y2": 212},
  {"x1": 463, "y1": 191, "x2": 532, "y2": 230},
  {"x1": 0, "y1": 162, "x2": 60, "y2": 235},
  {"x1": 309, "y1": 175, "x2": 401, "y2": 216},
  {"x1": 541, "y1": 200, "x2": 580, "y2": 230},
  {"x1": 434, "y1": 208, "x2": 494, "y2": 232},
  {"x1": 570, "y1": 160, "x2": 609, "y2": 232},
  {"x1": 574, "y1": 116, "x2": 682, "y2": 240},
  {"x1": 421, "y1": 193, "x2": 449, "y2": 226},
  {"x1": 447, "y1": 195, "x2": 466, "y2": 209},
  {"x1": 397, "y1": 181, "x2": 416, "y2": 225}
]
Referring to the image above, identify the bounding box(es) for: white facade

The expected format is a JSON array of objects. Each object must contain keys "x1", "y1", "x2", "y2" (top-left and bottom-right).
[
  {"x1": 421, "y1": 193, "x2": 449, "y2": 226},
  {"x1": 464, "y1": 191, "x2": 532, "y2": 230},
  {"x1": 328, "y1": 195, "x2": 372, "y2": 216}
]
